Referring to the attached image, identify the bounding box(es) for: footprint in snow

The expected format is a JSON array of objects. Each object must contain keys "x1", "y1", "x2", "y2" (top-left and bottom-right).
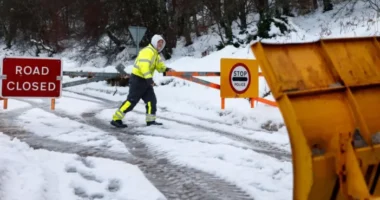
[
  {"x1": 64, "y1": 163, "x2": 103, "y2": 183},
  {"x1": 78, "y1": 170, "x2": 103, "y2": 183},
  {"x1": 107, "y1": 179, "x2": 121, "y2": 192},
  {"x1": 76, "y1": 156, "x2": 95, "y2": 168},
  {"x1": 74, "y1": 187, "x2": 105, "y2": 199}
]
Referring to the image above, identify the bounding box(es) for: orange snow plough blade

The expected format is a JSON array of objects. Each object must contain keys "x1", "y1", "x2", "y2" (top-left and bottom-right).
[{"x1": 251, "y1": 36, "x2": 380, "y2": 200}]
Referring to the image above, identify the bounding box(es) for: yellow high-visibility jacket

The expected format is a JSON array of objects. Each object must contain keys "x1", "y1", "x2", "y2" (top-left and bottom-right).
[{"x1": 132, "y1": 44, "x2": 167, "y2": 81}]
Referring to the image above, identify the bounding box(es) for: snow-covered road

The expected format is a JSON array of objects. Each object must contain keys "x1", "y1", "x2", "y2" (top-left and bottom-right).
[{"x1": 0, "y1": 91, "x2": 293, "y2": 200}]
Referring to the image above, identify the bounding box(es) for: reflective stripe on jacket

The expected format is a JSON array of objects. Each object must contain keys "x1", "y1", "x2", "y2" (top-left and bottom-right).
[{"x1": 132, "y1": 44, "x2": 167, "y2": 79}]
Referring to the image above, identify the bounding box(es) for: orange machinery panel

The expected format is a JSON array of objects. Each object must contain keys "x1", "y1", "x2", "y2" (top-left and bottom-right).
[{"x1": 251, "y1": 36, "x2": 380, "y2": 200}]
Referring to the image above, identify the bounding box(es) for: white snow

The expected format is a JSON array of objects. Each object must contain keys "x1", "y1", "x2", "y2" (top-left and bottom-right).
[
  {"x1": 96, "y1": 108, "x2": 290, "y2": 152},
  {"x1": 95, "y1": 109, "x2": 293, "y2": 199},
  {"x1": 140, "y1": 136, "x2": 293, "y2": 200},
  {"x1": 16, "y1": 108, "x2": 130, "y2": 154},
  {"x1": 293, "y1": 1, "x2": 380, "y2": 39},
  {"x1": 0, "y1": 133, "x2": 165, "y2": 200},
  {"x1": 97, "y1": 109, "x2": 261, "y2": 148},
  {"x1": 53, "y1": 95, "x2": 103, "y2": 117},
  {"x1": 0, "y1": 99, "x2": 31, "y2": 112},
  {"x1": 1, "y1": 1, "x2": 379, "y2": 199}
]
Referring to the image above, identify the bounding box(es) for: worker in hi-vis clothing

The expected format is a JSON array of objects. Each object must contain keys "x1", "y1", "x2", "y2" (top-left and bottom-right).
[{"x1": 110, "y1": 34, "x2": 173, "y2": 128}]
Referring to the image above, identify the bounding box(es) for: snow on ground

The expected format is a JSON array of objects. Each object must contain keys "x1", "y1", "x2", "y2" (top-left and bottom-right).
[
  {"x1": 0, "y1": 133, "x2": 165, "y2": 200},
  {"x1": 95, "y1": 109, "x2": 293, "y2": 200},
  {"x1": 15, "y1": 107, "x2": 130, "y2": 154},
  {"x1": 0, "y1": 95, "x2": 131, "y2": 155},
  {"x1": 293, "y1": 0, "x2": 380, "y2": 39},
  {"x1": 259, "y1": 0, "x2": 380, "y2": 43},
  {"x1": 0, "y1": 99, "x2": 31, "y2": 113},
  {"x1": 140, "y1": 136, "x2": 293, "y2": 200},
  {"x1": 96, "y1": 108, "x2": 289, "y2": 151},
  {"x1": 96, "y1": 106, "x2": 290, "y2": 152},
  {"x1": 53, "y1": 94, "x2": 104, "y2": 117}
]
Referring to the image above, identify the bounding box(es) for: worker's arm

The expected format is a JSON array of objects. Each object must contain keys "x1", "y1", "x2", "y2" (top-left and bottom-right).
[
  {"x1": 156, "y1": 54, "x2": 173, "y2": 73},
  {"x1": 155, "y1": 54, "x2": 166, "y2": 73}
]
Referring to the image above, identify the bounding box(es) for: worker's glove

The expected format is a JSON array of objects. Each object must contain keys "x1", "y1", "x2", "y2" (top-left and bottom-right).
[
  {"x1": 165, "y1": 67, "x2": 173, "y2": 72},
  {"x1": 146, "y1": 78, "x2": 154, "y2": 86},
  {"x1": 163, "y1": 67, "x2": 174, "y2": 76}
]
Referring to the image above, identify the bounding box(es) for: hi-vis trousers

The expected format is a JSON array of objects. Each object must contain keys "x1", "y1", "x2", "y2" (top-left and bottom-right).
[{"x1": 112, "y1": 74, "x2": 157, "y2": 122}]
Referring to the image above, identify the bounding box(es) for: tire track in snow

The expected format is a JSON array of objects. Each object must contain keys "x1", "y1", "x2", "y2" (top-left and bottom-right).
[
  {"x1": 0, "y1": 124, "x2": 134, "y2": 163},
  {"x1": 0, "y1": 104, "x2": 133, "y2": 162},
  {"x1": 0, "y1": 101, "x2": 135, "y2": 163},
  {"x1": 16, "y1": 98, "x2": 254, "y2": 200},
  {"x1": 82, "y1": 110, "x2": 292, "y2": 160},
  {"x1": 64, "y1": 90, "x2": 292, "y2": 161},
  {"x1": 65, "y1": 89, "x2": 275, "y2": 133},
  {"x1": 9, "y1": 98, "x2": 258, "y2": 153},
  {"x1": 81, "y1": 112, "x2": 254, "y2": 200}
]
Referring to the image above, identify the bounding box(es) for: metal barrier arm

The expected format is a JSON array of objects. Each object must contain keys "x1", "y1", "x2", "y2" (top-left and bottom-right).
[
  {"x1": 174, "y1": 75, "x2": 221, "y2": 90},
  {"x1": 62, "y1": 71, "x2": 126, "y2": 79},
  {"x1": 62, "y1": 77, "x2": 107, "y2": 88},
  {"x1": 62, "y1": 64, "x2": 131, "y2": 88},
  {"x1": 164, "y1": 71, "x2": 220, "y2": 77},
  {"x1": 164, "y1": 71, "x2": 221, "y2": 90},
  {"x1": 165, "y1": 71, "x2": 264, "y2": 77}
]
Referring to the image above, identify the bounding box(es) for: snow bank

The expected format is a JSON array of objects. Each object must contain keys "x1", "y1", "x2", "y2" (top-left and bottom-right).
[{"x1": 0, "y1": 133, "x2": 165, "y2": 200}]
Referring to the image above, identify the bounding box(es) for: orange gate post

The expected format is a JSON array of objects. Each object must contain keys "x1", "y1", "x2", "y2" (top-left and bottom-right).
[
  {"x1": 0, "y1": 98, "x2": 7, "y2": 109},
  {"x1": 51, "y1": 99, "x2": 55, "y2": 110}
]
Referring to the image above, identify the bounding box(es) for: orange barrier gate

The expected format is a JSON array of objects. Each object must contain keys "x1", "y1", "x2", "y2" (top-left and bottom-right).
[
  {"x1": 165, "y1": 72, "x2": 221, "y2": 90},
  {"x1": 164, "y1": 59, "x2": 277, "y2": 109}
]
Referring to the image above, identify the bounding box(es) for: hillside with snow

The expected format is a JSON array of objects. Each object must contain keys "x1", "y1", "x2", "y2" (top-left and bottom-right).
[{"x1": 0, "y1": 1, "x2": 379, "y2": 200}]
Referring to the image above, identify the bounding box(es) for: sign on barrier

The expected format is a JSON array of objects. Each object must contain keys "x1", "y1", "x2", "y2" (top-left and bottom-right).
[
  {"x1": 0, "y1": 57, "x2": 62, "y2": 98},
  {"x1": 230, "y1": 64, "x2": 250, "y2": 93},
  {"x1": 220, "y1": 58, "x2": 259, "y2": 108}
]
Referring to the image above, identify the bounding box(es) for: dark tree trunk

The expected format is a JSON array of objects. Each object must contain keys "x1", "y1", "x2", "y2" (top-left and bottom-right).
[
  {"x1": 193, "y1": 12, "x2": 201, "y2": 37},
  {"x1": 323, "y1": 0, "x2": 333, "y2": 12}
]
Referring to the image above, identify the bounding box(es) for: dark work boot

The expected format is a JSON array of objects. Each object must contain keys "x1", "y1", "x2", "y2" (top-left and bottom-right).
[
  {"x1": 147, "y1": 121, "x2": 163, "y2": 126},
  {"x1": 110, "y1": 120, "x2": 128, "y2": 128}
]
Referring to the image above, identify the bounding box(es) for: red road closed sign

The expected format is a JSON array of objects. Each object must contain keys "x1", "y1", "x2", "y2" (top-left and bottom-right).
[{"x1": 0, "y1": 57, "x2": 62, "y2": 98}]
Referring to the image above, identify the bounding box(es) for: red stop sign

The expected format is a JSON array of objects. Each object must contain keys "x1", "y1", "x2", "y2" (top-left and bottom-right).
[{"x1": 0, "y1": 57, "x2": 62, "y2": 98}]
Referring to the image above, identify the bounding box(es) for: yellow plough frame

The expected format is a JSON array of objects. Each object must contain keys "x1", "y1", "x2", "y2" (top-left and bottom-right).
[{"x1": 251, "y1": 36, "x2": 380, "y2": 200}]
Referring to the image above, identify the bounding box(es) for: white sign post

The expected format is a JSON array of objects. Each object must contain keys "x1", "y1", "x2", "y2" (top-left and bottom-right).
[{"x1": 128, "y1": 26, "x2": 147, "y2": 55}]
